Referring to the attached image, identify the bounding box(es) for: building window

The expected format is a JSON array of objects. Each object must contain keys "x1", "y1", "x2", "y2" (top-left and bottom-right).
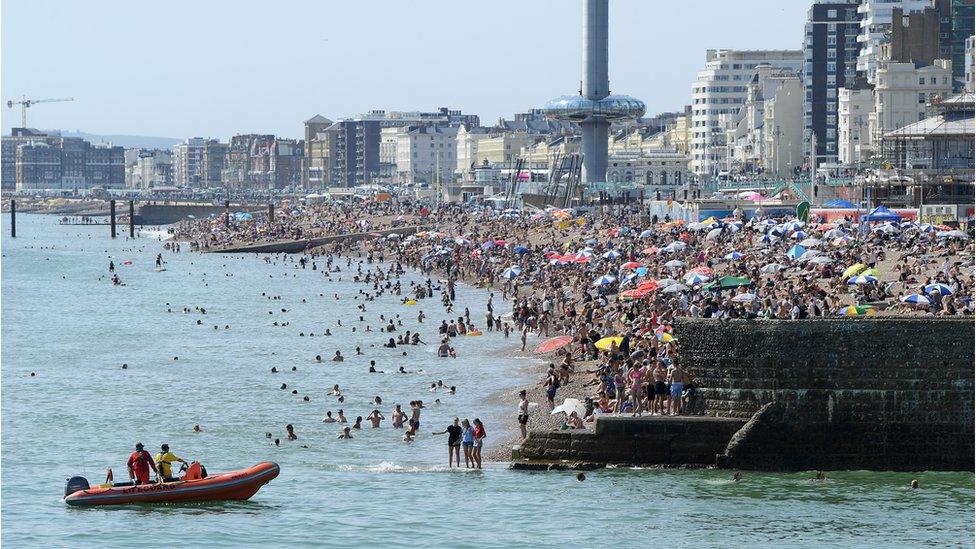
[
  {"x1": 827, "y1": 9, "x2": 837, "y2": 17},
  {"x1": 827, "y1": 35, "x2": 837, "y2": 46},
  {"x1": 827, "y1": 62, "x2": 836, "y2": 73},
  {"x1": 918, "y1": 92, "x2": 926, "y2": 103},
  {"x1": 827, "y1": 49, "x2": 836, "y2": 59}
]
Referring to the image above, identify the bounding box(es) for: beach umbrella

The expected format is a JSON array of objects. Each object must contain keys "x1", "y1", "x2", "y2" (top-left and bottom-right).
[
  {"x1": 703, "y1": 276, "x2": 752, "y2": 291},
  {"x1": 900, "y1": 294, "x2": 931, "y2": 305},
  {"x1": 602, "y1": 250, "x2": 621, "y2": 260},
  {"x1": 823, "y1": 229, "x2": 845, "y2": 239},
  {"x1": 387, "y1": 233, "x2": 401, "y2": 240},
  {"x1": 810, "y1": 256, "x2": 834, "y2": 264},
  {"x1": 847, "y1": 274, "x2": 878, "y2": 285},
  {"x1": 641, "y1": 246, "x2": 660, "y2": 255},
  {"x1": 761, "y1": 263, "x2": 785, "y2": 273},
  {"x1": 874, "y1": 223, "x2": 898, "y2": 234},
  {"x1": 937, "y1": 230, "x2": 968, "y2": 239},
  {"x1": 919, "y1": 223, "x2": 934, "y2": 233},
  {"x1": 786, "y1": 245, "x2": 806, "y2": 260},
  {"x1": 634, "y1": 266, "x2": 649, "y2": 277},
  {"x1": 799, "y1": 238, "x2": 822, "y2": 247},
  {"x1": 658, "y1": 332, "x2": 677, "y2": 344},
  {"x1": 684, "y1": 273, "x2": 711, "y2": 285},
  {"x1": 860, "y1": 268, "x2": 881, "y2": 277},
  {"x1": 592, "y1": 274, "x2": 617, "y2": 286},
  {"x1": 838, "y1": 305, "x2": 877, "y2": 316},
  {"x1": 619, "y1": 261, "x2": 642, "y2": 270},
  {"x1": 594, "y1": 336, "x2": 623, "y2": 351},
  {"x1": 551, "y1": 398, "x2": 587, "y2": 418},
  {"x1": 639, "y1": 229, "x2": 654, "y2": 239},
  {"x1": 664, "y1": 241, "x2": 687, "y2": 252},
  {"x1": 832, "y1": 236, "x2": 853, "y2": 247},
  {"x1": 664, "y1": 259, "x2": 685, "y2": 269},
  {"x1": 481, "y1": 241, "x2": 495, "y2": 250},
  {"x1": 865, "y1": 205, "x2": 901, "y2": 222},
  {"x1": 501, "y1": 266, "x2": 522, "y2": 279},
  {"x1": 585, "y1": 239, "x2": 598, "y2": 246},
  {"x1": 687, "y1": 266, "x2": 714, "y2": 276},
  {"x1": 731, "y1": 293, "x2": 758, "y2": 303},
  {"x1": 619, "y1": 288, "x2": 651, "y2": 301},
  {"x1": 534, "y1": 335, "x2": 575, "y2": 354},
  {"x1": 799, "y1": 250, "x2": 822, "y2": 261},
  {"x1": 512, "y1": 245, "x2": 530, "y2": 255},
  {"x1": 662, "y1": 284, "x2": 689, "y2": 293},
  {"x1": 760, "y1": 233, "x2": 780, "y2": 245},
  {"x1": 724, "y1": 251, "x2": 745, "y2": 261},
  {"x1": 924, "y1": 283, "x2": 954, "y2": 296},
  {"x1": 574, "y1": 255, "x2": 592, "y2": 264},
  {"x1": 842, "y1": 264, "x2": 866, "y2": 278},
  {"x1": 784, "y1": 220, "x2": 805, "y2": 231},
  {"x1": 706, "y1": 228, "x2": 723, "y2": 241},
  {"x1": 791, "y1": 230, "x2": 809, "y2": 240},
  {"x1": 632, "y1": 279, "x2": 656, "y2": 292},
  {"x1": 620, "y1": 272, "x2": 640, "y2": 286},
  {"x1": 657, "y1": 278, "x2": 679, "y2": 288}
]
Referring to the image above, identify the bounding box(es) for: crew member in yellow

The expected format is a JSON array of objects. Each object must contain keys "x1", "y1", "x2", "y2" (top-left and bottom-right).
[{"x1": 155, "y1": 444, "x2": 188, "y2": 481}]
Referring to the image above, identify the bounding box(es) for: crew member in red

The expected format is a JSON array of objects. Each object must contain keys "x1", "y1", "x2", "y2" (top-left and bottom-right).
[{"x1": 127, "y1": 442, "x2": 158, "y2": 485}]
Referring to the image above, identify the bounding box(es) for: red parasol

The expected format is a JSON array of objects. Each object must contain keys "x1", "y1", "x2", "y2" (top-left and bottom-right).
[{"x1": 534, "y1": 335, "x2": 574, "y2": 354}]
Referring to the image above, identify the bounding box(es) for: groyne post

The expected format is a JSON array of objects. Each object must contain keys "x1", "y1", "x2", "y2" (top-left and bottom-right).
[
  {"x1": 224, "y1": 200, "x2": 230, "y2": 228},
  {"x1": 128, "y1": 200, "x2": 135, "y2": 238},
  {"x1": 10, "y1": 199, "x2": 15, "y2": 238},
  {"x1": 110, "y1": 199, "x2": 117, "y2": 238},
  {"x1": 268, "y1": 203, "x2": 274, "y2": 224}
]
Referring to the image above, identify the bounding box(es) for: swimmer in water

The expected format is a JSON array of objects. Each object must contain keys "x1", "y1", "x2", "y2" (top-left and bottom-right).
[
  {"x1": 332, "y1": 351, "x2": 344, "y2": 362},
  {"x1": 323, "y1": 411, "x2": 336, "y2": 423},
  {"x1": 337, "y1": 426, "x2": 353, "y2": 439},
  {"x1": 367, "y1": 410, "x2": 385, "y2": 428}
]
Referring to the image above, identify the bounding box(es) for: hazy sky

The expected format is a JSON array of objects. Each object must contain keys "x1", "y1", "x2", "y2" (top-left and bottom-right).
[{"x1": 2, "y1": 0, "x2": 810, "y2": 140}]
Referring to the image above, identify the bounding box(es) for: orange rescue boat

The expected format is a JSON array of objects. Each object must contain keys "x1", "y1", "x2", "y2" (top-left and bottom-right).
[{"x1": 64, "y1": 461, "x2": 279, "y2": 506}]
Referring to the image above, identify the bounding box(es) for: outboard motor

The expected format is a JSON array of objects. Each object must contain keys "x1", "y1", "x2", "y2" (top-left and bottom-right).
[{"x1": 64, "y1": 476, "x2": 90, "y2": 498}]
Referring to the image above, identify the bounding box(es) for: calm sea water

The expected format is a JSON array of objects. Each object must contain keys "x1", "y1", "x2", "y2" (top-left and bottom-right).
[{"x1": 2, "y1": 213, "x2": 973, "y2": 548}]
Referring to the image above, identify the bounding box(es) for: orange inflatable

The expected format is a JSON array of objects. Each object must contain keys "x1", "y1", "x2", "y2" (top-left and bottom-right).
[{"x1": 64, "y1": 462, "x2": 279, "y2": 506}]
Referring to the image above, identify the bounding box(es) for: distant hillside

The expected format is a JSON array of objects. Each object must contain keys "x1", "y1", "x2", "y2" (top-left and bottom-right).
[{"x1": 52, "y1": 131, "x2": 183, "y2": 149}]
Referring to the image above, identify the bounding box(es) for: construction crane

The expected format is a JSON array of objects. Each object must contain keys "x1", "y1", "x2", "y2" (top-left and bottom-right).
[{"x1": 6, "y1": 95, "x2": 74, "y2": 128}]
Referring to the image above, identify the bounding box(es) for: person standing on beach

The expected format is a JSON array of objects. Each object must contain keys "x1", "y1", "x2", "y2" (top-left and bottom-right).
[
  {"x1": 472, "y1": 419, "x2": 486, "y2": 469},
  {"x1": 518, "y1": 389, "x2": 530, "y2": 439},
  {"x1": 460, "y1": 419, "x2": 474, "y2": 468},
  {"x1": 667, "y1": 362, "x2": 684, "y2": 415},
  {"x1": 433, "y1": 417, "x2": 463, "y2": 468}
]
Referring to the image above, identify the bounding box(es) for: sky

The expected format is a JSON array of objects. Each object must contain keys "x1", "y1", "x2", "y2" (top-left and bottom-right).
[{"x1": 1, "y1": 0, "x2": 811, "y2": 140}]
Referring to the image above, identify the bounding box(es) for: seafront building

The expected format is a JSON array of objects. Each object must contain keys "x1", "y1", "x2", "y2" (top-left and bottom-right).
[
  {"x1": 126, "y1": 148, "x2": 174, "y2": 189},
  {"x1": 690, "y1": 49, "x2": 803, "y2": 180},
  {"x1": 726, "y1": 64, "x2": 804, "y2": 178},
  {"x1": 868, "y1": 59, "x2": 953, "y2": 147},
  {"x1": 837, "y1": 82, "x2": 876, "y2": 164},
  {"x1": 8, "y1": 131, "x2": 125, "y2": 191},
  {"x1": 857, "y1": 0, "x2": 930, "y2": 84},
  {"x1": 393, "y1": 125, "x2": 458, "y2": 186},
  {"x1": 804, "y1": 0, "x2": 861, "y2": 170},
  {"x1": 173, "y1": 137, "x2": 204, "y2": 188}
]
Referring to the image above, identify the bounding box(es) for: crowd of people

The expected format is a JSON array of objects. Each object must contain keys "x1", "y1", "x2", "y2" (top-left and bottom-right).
[{"x1": 175, "y1": 198, "x2": 974, "y2": 443}]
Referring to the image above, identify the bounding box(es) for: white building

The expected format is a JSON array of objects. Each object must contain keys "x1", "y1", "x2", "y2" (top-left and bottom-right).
[
  {"x1": 856, "y1": 0, "x2": 929, "y2": 84},
  {"x1": 129, "y1": 149, "x2": 173, "y2": 190},
  {"x1": 762, "y1": 77, "x2": 804, "y2": 178},
  {"x1": 837, "y1": 86, "x2": 875, "y2": 165},
  {"x1": 869, "y1": 59, "x2": 953, "y2": 148},
  {"x1": 455, "y1": 125, "x2": 491, "y2": 181},
  {"x1": 725, "y1": 64, "x2": 802, "y2": 178},
  {"x1": 690, "y1": 49, "x2": 803, "y2": 180},
  {"x1": 173, "y1": 137, "x2": 204, "y2": 187},
  {"x1": 606, "y1": 149, "x2": 693, "y2": 197},
  {"x1": 395, "y1": 125, "x2": 457, "y2": 185}
]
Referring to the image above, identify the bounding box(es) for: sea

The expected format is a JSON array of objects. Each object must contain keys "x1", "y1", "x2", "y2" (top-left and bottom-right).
[{"x1": 2, "y1": 213, "x2": 973, "y2": 548}]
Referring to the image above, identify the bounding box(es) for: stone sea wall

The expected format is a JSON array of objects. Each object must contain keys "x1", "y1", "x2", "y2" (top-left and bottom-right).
[
  {"x1": 515, "y1": 416, "x2": 746, "y2": 466},
  {"x1": 675, "y1": 317, "x2": 975, "y2": 471}
]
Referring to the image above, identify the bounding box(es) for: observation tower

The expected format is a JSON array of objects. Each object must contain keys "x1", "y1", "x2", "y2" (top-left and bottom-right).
[{"x1": 543, "y1": 0, "x2": 645, "y2": 187}]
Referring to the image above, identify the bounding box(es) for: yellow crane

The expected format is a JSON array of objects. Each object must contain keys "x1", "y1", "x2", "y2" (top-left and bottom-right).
[{"x1": 6, "y1": 95, "x2": 74, "y2": 128}]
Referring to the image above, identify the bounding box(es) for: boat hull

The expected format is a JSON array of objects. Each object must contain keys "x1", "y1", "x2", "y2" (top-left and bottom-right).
[{"x1": 64, "y1": 462, "x2": 279, "y2": 506}]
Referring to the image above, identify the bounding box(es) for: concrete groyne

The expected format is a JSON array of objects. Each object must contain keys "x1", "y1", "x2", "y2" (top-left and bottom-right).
[{"x1": 205, "y1": 226, "x2": 426, "y2": 254}]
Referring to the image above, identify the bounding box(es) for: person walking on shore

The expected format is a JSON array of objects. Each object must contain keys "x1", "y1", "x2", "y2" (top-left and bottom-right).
[{"x1": 517, "y1": 389, "x2": 530, "y2": 439}]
